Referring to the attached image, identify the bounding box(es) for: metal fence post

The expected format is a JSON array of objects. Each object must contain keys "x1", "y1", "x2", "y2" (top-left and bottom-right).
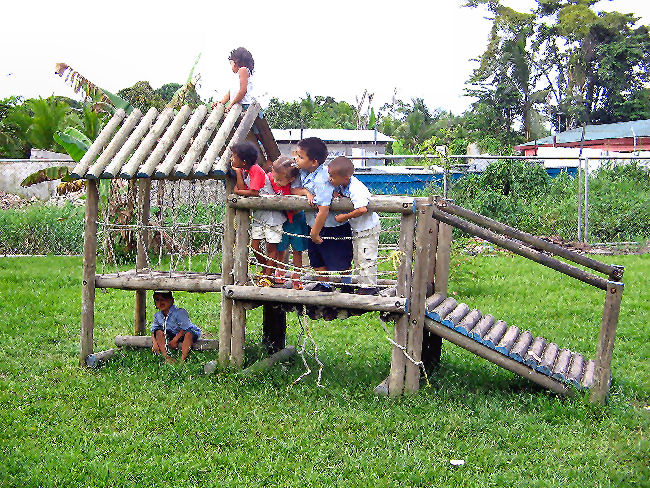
[
  {"x1": 584, "y1": 157, "x2": 589, "y2": 243},
  {"x1": 577, "y1": 157, "x2": 582, "y2": 242}
]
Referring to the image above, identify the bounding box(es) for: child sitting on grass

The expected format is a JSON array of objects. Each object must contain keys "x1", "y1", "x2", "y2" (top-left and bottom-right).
[
  {"x1": 328, "y1": 156, "x2": 381, "y2": 295},
  {"x1": 151, "y1": 291, "x2": 202, "y2": 363},
  {"x1": 231, "y1": 141, "x2": 286, "y2": 285},
  {"x1": 268, "y1": 156, "x2": 307, "y2": 289}
]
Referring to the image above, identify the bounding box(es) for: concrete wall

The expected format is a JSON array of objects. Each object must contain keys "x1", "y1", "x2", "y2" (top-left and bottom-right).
[{"x1": 0, "y1": 160, "x2": 75, "y2": 200}]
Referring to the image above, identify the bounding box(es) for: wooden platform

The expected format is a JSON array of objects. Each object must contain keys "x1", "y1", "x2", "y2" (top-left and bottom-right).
[{"x1": 424, "y1": 293, "x2": 596, "y2": 394}]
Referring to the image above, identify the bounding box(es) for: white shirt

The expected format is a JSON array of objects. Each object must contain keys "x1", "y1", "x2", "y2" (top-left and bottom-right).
[
  {"x1": 337, "y1": 176, "x2": 380, "y2": 233},
  {"x1": 231, "y1": 68, "x2": 254, "y2": 105}
]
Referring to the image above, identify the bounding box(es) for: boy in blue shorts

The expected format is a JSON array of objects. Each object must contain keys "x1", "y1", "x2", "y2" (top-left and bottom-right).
[
  {"x1": 151, "y1": 291, "x2": 202, "y2": 363},
  {"x1": 291, "y1": 137, "x2": 353, "y2": 292}
]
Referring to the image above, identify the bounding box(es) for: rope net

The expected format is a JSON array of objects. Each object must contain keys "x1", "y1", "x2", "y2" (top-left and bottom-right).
[{"x1": 97, "y1": 179, "x2": 226, "y2": 276}]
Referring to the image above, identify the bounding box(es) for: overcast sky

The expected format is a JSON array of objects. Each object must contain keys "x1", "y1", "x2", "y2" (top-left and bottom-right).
[{"x1": 2, "y1": 0, "x2": 649, "y2": 115}]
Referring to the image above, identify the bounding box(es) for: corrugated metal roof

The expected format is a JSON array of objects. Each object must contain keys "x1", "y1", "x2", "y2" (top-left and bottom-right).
[
  {"x1": 517, "y1": 119, "x2": 650, "y2": 147},
  {"x1": 271, "y1": 128, "x2": 394, "y2": 143}
]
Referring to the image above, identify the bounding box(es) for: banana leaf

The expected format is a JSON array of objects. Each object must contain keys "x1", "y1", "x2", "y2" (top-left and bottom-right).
[
  {"x1": 53, "y1": 127, "x2": 91, "y2": 162},
  {"x1": 21, "y1": 166, "x2": 72, "y2": 187},
  {"x1": 102, "y1": 88, "x2": 134, "y2": 114}
]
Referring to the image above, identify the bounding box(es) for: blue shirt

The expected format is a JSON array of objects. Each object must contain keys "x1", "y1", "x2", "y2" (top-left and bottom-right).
[
  {"x1": 151, "y1": 304, "x2": 201, "y2": 339},
  {"x1": 293, "y1": 163, "x2": 344, "y2": 228}
]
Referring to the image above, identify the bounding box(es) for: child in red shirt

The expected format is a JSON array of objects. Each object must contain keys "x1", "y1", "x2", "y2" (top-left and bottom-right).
[{"x1": 231, "y1": 142, "x2": 285, "y2": 283}]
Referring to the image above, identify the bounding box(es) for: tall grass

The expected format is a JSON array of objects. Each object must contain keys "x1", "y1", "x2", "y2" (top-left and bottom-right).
[{"x1": 447, "y1": 159, "x2": 650, "y2": 242}]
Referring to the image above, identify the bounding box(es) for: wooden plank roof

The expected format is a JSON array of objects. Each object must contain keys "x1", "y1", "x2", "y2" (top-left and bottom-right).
[{"x1": 70, "y1": 101, "x2": 262, "y2": 180}]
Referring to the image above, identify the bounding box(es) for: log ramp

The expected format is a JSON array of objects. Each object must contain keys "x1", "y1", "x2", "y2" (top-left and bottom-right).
[{"x1": 75, "y1": 102, "x2": 625, "y2": 404}]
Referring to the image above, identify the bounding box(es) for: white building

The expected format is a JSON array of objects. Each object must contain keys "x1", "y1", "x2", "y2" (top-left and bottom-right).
[{"x1": 271, "y1": 129, "x2": 394, "y2": 167}]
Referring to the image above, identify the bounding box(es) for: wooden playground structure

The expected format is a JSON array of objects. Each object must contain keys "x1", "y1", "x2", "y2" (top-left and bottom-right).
[{"x1": 73, "y1": 103, "x2": 625, "y2": 404}]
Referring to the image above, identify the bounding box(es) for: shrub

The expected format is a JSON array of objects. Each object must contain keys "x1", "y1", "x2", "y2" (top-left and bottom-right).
[{"x1": 0, "y1": 203, "x2": 84, "y2": 254}]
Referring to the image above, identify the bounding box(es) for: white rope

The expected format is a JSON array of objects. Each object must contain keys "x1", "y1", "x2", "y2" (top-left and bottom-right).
[
  {"x1": 379, "y1": 320, "x2": 430, "y2": 388},
  {"x1": 289, "y1": 307, "x2": 325, "y2": 388}
]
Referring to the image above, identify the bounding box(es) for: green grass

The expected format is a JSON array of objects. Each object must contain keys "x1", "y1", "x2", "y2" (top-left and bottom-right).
[{"x1": 0, "y1": 254, "x2": 648, "y2": 487}]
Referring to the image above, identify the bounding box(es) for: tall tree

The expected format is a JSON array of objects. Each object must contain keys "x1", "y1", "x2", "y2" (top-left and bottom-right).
[{"x1": 465, "y1": 0, "x2": 650, "y2": 134}]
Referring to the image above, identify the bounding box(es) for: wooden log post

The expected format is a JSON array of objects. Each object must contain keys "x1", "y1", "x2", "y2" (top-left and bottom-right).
[
  {"x1": 386, "y1": 212, "x2": 416, "y2": 396},
  {"x1": 263, "y1": 304, "x2": 287, "y2": 355},
  {"x1": 422, "y1": 206, "x2": 442, "y2": 371},
  {"x1": 404, "y1": 203, "x2": 435, "y2": 393},
  {"x1": 434, "y1": 221, "x2": 453, "y2": 296},
  {"x1": 590, "y1": 281, "x2": 624, "y2": 404},
  {"x1": 134, "y1": 178, "x2": 151, "y2": 335},
  {"x1": 240, "y1": 346, "x2": 296, "y2": 376},
  {"x1": 231, "y1": 208, "x2": 251, "y2": 367},
  {"x1": 80, "y1": 180, "x2": 99, "y2": 366},
  {"x1": 219, "y1": 180, "x2": 236, "y2": 367}
]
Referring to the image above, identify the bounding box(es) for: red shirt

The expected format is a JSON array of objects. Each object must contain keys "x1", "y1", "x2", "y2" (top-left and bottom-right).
[
  {"x1": 243, "y1": 164, "x2": 266, "y2": 191},
  {"x1": 268, "y1": 172, "x2": 293, "y2": 223}
]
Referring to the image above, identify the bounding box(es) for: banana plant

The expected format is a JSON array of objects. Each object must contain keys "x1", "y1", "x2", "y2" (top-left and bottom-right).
[{"x1": 55, "y1": 63, "x2": 135, "y2": 115}]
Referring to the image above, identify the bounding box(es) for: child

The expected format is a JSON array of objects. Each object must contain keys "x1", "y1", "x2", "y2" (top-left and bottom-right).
[
  {"x1": 217, "y1": 47, "x2": 254, "y2": 112},
  {"x1": 231, "y1": 141, "x2": 285, "y2": 284},
  {"x1": 268, "y1": 156, "x2": 308, "y2": 289},
  {"x1": 151, "y1": 291, "x2": 202, "y2": 363},
  {"x1": 329, "y1": 156, "x2": 381, "y2": 295},
  {"x1": 291, "y1": 137, "x2": 353, "y2": 292}
]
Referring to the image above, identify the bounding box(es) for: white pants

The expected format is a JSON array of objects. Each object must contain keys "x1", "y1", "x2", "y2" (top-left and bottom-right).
[{"x1": 353, "y1": 224, "x2": 380, "y2": 287}]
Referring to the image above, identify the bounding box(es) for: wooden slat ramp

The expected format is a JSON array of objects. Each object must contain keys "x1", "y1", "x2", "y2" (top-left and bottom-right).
[{"x1": 424, "y1": 293, "x2": 595, "y2": 395}]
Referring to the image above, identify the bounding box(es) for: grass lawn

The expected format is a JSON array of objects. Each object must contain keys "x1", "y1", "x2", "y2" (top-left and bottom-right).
[{"x1": 0, "y1": 252, "x2": 648, "y2": 487}]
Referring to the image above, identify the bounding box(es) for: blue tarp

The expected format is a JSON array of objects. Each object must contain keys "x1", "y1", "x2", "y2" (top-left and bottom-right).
[{"x1": 355, "y1": 167, "x2": 577, "y2": 195}]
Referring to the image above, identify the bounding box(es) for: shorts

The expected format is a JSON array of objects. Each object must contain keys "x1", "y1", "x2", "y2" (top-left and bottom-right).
[
  {"x1": 251, "y1": 223, "x2": 283, "y2": 244},
  {"x1": 307, "y1": 222, "x2": 353, "y2": 271},
  {"x1": 277, "y1": 212, "x2": 309, "y2": 252},
  {"x1": 152, "y1": 329, "x2": 200, "y2": 342}
]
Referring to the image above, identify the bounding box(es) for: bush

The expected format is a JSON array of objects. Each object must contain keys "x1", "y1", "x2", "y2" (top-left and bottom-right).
[
  {"x1": 447, "y1": 159, "x2": 650, "y2": 242},
  {"x1": 0, "y1": 204, "x2": 84, "y2": 254}
]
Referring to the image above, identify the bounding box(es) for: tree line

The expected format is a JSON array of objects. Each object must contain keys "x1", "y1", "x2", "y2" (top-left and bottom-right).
[{"x1": 1, "y1": 0, "x2": 648, "y2": 159}]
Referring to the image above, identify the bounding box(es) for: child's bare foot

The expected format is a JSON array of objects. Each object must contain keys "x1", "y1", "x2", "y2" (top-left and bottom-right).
[{"x1": 164, "y1": 356, "x2": 176, "y2": 364}]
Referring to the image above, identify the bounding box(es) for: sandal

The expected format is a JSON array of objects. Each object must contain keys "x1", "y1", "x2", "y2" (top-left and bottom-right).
[
  {"x1": 256, "y1": 277, "x2": 274, "y2": 287},
  {"x1": 292, "y1": 281, "x2": 303, "y2": 290}
]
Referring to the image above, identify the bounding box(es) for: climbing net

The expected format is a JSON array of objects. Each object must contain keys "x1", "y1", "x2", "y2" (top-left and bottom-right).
[{"x1": 97, "y1": 179, "x2": 226, "y2": 276}]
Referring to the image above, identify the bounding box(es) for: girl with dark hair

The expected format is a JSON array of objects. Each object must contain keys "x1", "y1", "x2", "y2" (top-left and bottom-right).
[{"x1": 216, "y1": 47, "x2": 255, "y2": 112}]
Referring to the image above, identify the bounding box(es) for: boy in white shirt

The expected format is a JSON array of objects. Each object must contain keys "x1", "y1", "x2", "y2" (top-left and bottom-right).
[{"x1": 328, "y1": 157, "x2": 381, "y2": 295}]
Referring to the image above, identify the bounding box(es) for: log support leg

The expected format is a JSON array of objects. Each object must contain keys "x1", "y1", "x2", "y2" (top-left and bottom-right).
[
  {"x1": 219, "y1": 180, "x2": 236, "y2": 367},
  {"x1": 134, "y1": 178, "x2": 151, "y2": 335},
  {"x1": 80, "y1": 180, "x2": 99, "y2": 366},
  {"x1": 385, "y1": 213, "x2": 415, "y2": 396},
  {"x1": 262, "y1": 304, "x2": 287, "y2": 354},
  {"x1": 230, "y1": 208, "x2": 251, "y2": 367},
  {"x1": 404, "y1": 203, "x2": 435, "y2": 393},
  {"x1": 590, "y1": 281, "x2": 624, "y2": 404},
  {"x1": 421, "y1": 215, "x2": 452, "y2": 372}
]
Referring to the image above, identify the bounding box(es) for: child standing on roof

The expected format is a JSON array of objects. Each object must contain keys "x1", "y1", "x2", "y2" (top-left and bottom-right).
[
  {"x1": 231, "y1": 141, "x2": 285, "y2": 285},
  {"x1": 216, "y1": 47, "x2": 254, "y2": 112},
  {"x1": 268, "y1": 156, "x2": 308, "y2": 289},
  {"x1": 151, "y1": 291, "x2": 202, "y2": 363},
  {"x1": 291, "y1": 137, "x2": 353, "y2": 292},
  {"x1": 329, "y1": 156, "x2": 381, "y2": 295}
]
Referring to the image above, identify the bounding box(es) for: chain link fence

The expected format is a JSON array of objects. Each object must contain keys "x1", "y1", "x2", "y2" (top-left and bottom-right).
[{"x1": 1, "y1": 155, "x2": 649, "y2": 257}]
